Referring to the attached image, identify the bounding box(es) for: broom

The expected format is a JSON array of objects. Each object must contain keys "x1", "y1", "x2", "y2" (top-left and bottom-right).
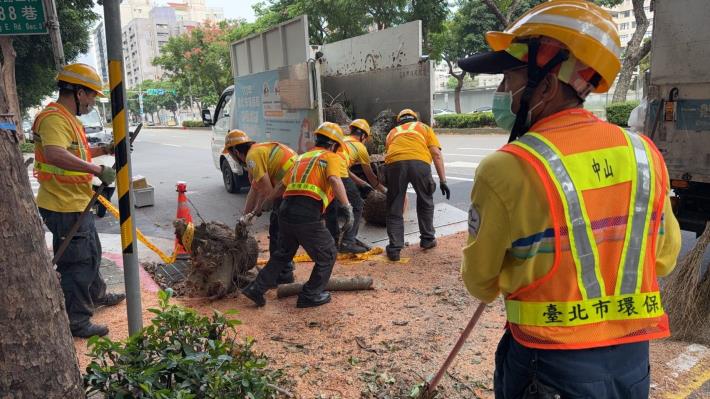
[{"x1": 661, "y1": 222, "x2": 710, "y2": 345}]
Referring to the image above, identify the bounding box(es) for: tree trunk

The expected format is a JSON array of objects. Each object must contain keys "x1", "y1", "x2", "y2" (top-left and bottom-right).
[
  {"x1": 446, "y1": 59, "x2": 466, "y2": 114},
  {"x1": 0, "y1": 37, "x2": 22, "y2": 142},
  {"x1": 0, "y1": 68, "x2": 84, "y2": 396},
  {"x1": 612, "y1": 0, "x2": 650, "y2": 103}
]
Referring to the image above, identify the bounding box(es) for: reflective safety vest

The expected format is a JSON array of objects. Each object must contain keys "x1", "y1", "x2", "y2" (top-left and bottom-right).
[
  {"x1": 33, "y1": 102, "x2": 93, "y2": 184},
  {"x1": 257, "y1": 142, "x2": 296, "y2": 185},
  {"x1": 342, "y1": 135, "x2": 363, "y2": 168},
  {"x1": 500, "y1": 123, "x2": 669, "y2": 350},
  {"x1": 385, "y1": 121, "x2": 427, "y2": 149},
  {"x1": 284, "y1": 149, "x2": 333, "y2": 211}
]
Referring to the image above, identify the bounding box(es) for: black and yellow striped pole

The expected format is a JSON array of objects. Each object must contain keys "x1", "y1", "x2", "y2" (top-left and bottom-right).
[{"x1": 103, "y1": 0, "x2": 142, "y2": 334}]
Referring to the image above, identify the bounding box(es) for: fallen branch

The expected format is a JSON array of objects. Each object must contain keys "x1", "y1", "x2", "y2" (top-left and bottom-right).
[{"x1": 277, "y1": 276, "x2": 374, "y2": 298}]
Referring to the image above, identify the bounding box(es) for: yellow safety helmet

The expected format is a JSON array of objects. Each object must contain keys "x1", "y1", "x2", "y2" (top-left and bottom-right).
[
  {"x1": 314, "y1": 122, "x2": 345, "y2": 148},
  {"x1": 222, "y1": 129, "x2": 255, "y2": 153},
  {"x1": 57, "y1": 63, "x2": 105, "y2": 97},
  {"x1": 349, "y1": 119, "x2": 371, "y2": 137},
  {"x1": 458, "y1": 0, "x2": 620, "y2": 94},
  {"x1": 397, "y1": 109, "x2": 418, "y2": 123}
]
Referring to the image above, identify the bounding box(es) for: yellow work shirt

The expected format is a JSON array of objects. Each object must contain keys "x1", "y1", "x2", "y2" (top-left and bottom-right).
[
  {"x1": 385, "y1": 121, "x2": 441, "y2": 165},
  {"x1": 245, "y1": 143, "x2": 296, "y2": 186},
  {"x1": 461, "y1": 140, "x2": 682, "y2": 304},
  {"x1": 35, "y1": 110, "x2": 93, "y2": 213},
  {"x1": 343, "y1": 136, "x2": 371, "y2": 167}
]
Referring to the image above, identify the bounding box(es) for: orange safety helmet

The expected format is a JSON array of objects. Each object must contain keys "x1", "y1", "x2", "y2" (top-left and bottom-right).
[
  {"x1": 459, "y1": 0, "x2": 620, "y2": 94},
  {"x1": 222, "y1": 129, "x2": 255, "y2": 153},
  {"x1": 349, "y1": 119, "x2": 371, "y2": 137},
  {"x1": 314, "y1": 122, "x2": 345, "y2": 148},
  {"x1": 397, "y1": 109, "x2": 418, "y2": 123},
  {"x1": 57, "y1": 63, "x2": 105, "y2": 96}
]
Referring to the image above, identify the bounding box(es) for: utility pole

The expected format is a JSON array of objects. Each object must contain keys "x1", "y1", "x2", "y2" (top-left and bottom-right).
[
  {"x1": 103, "y1": 0, "x2": 143, "y2": 335},
  {"x1": 43, "y1": 0, "x2": 64, "y2": 69}
]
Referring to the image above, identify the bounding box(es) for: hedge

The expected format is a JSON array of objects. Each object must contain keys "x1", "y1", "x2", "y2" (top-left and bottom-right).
[
  {"x1": 605, "y1": 100, "x2": 640, "y2": 127},
  {"x1": 434, "y1": 112, "x2": 496, "y2": 128},
  {"x1": 182, "y1": 119, "x2": 205, "y2": 128}
]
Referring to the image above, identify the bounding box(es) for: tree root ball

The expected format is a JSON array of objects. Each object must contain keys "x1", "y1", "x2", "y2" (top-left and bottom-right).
[
  {"x1": 362, "y1": 191, "x2": 407, "y2": 226},
  {"x1": 174, "y1": 219, "x2": 258, "y2": 298}
]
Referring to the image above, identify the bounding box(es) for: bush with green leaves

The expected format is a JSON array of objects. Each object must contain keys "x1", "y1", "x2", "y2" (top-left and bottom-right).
[
  {"x1": 181, "y1": 120, "x2": 205, "y2": 128},
  {"x1": 84, "y1": 290, "x2": 284, "y2": 398},
  {"x1": 434, "y1": 112, "x2": 496, "y2": 128},
  {"x1": 20, "y1": 141, "x2": 34, "y2": 153},
  {"x1": 605, "y1": 100, "x2": 640, "y2": 127}
]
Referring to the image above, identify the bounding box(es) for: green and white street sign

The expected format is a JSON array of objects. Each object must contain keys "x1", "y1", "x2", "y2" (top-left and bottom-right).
[{"x1": 0, "y1": 0, "x2": 47, "y2": 36}]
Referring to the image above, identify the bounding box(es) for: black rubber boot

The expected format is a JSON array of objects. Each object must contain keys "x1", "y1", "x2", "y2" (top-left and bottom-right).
[
  {"x1": 296, "y1": 291, "x2": 332, "y2": 308},
  {"x1": 72, "y1": 323, "x2": 109, "y2": 338},
  {"x1": 386, "y1": 245, "x2": 401, "y2": 261},
  {"x1": 277, "y1": 271, "x2": 295, "y2": 285},
  {"x1": 420, "y1": 239, "x2": 438, "y2": 250},
  {"x1": 339, "y1": 241, "x2": 368, "y2": 254},
  {"x1": 241, "y1": 282, "x2": 266, "y2": 307}
]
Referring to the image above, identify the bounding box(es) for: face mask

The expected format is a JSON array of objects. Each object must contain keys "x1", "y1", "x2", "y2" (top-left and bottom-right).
[{"x1": 491, "y1": 86, "x2": 544, "y2": 132}]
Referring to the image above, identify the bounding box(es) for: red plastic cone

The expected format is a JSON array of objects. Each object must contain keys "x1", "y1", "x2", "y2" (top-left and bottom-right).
[{"x1": 174, "y1": 181, "x2": 193, "y2": 257}]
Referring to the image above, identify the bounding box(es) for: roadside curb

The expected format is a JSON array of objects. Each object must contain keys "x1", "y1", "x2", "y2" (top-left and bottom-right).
[{"x1": 435, "y1": 127, "x2": 506, "y2": 135}]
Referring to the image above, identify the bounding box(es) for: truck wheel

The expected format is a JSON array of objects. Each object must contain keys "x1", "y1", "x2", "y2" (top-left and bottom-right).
[{"x1": 221, "y1": 159, "x2": 239, "y2": 193}]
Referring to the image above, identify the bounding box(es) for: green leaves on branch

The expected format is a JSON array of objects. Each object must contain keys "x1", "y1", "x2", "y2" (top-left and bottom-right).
[{"x1": 84, "y1": 290, "x2": 284, "y2": 398}]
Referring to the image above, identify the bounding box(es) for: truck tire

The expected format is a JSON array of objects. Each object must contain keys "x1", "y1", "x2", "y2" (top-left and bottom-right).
[{"x1": 221, "y1": 159, "x2": 239, "y2": 193}]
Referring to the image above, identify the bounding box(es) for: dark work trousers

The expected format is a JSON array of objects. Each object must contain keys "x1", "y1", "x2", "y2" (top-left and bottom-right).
[
  {"x1": 494, "y1": 330, "x2": 651, "y2": 399},
  {"x1": 254, "y1": 197, "x2": 336, "y2": 298},
  {"x1": 268, "y1": 197, "x2": 293, "y2": 276},
  {"x1": 92, "y1": 185, "x2": 116, "y2": 218},
  {"x1": 385, "y1": 160, "x2": 436, "y2": 253},
  {"x1": 340, "y1": 177, "x2": 364, "y2": 246},
  {"x1": 39, "y1": 208, "x2": 107, "y2": 332},
  {"x1": 324, "y1": 198, "x2": 340, "y2": 244}
]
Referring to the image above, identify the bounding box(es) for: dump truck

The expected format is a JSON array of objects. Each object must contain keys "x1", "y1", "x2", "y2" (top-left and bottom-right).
[
  {"x1": 202, "y1": 15, "x2": 434, "y2": 193},
  {"x1": 644, "y1": 0, "x2": 710, "y2": 235}
]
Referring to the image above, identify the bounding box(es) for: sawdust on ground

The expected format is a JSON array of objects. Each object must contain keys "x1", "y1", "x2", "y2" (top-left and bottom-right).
[{"x1": 75, "y1": 232, "x2": 709, "y2": 398}]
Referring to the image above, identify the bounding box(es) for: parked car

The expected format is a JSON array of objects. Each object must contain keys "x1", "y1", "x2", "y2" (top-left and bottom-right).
[
  {"x1": 79, "y1": 108, "x2": 112, "y2": 146},
  {"x1": 433, "y1": 108, "x2": 455, "y2": 115},
  {"x1": 22, "y1": 120, "x2": 32, "y2": 141}
]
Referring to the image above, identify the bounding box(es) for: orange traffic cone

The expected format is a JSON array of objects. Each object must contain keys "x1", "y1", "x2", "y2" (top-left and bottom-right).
[{"x1": 174, "y1": 181, "x2": 193, "y2": 258}]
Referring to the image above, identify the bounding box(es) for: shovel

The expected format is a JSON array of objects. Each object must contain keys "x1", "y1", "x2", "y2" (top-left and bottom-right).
[
  {"x1": 418, "y1": 302, "x2": 487, "y2": 399},
  {"x1": 51, "y1": 123, "x2": 142, "y2": 265}
]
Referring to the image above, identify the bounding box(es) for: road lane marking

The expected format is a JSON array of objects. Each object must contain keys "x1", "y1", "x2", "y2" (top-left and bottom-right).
[
  {"x1": 445, "y1": 161, "x2": 479, "y2": 169},
  {"x1": 434, "y1": 175, "x2": 474, "y2": 182},
  {"x1": 444, "y1": 153, "x2": 487, "y2": 158},
  {"x1": 459, "y1": 147, "x2": 497, "y2": 151},
  {"x1": 163, "y1": 144, "x2": 181, "y2": 147}
]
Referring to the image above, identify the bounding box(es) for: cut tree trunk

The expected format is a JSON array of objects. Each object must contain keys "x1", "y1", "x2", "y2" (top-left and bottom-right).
[
  {"x1": 612, "y1": 0, "x2": 650, "y2": 103},
  {"x1": 277, "y1": 276, "x2": 374, "y2": 298},
  {"x1": 0, "y1": 82, "x2": 84, "y2": 395},
  {"x1": 175, "y1": 220, "x2": 258, "y2": 298}
]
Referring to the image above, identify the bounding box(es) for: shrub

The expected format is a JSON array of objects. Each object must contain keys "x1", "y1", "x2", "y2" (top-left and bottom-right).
[
  {"x1": 434, "y1": 112, "x2": 496, "y2": 128},
  {"x1": 84, "y1": 290, "x2": 284, "y2": 398},
  {"x1": 605, "y1": 100, "x2": 640, "y2": 127},
  {"x1": 182, "y1": 120, "x2": 205, "y2": 128},
  {"x1": 20, "y1": 142, "x2": 34, "y2": 153}
]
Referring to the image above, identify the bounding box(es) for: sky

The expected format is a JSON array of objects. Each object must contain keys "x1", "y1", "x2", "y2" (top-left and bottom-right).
[{"x1": 78, "y1": 0, "x2": 263, "y2": 66}]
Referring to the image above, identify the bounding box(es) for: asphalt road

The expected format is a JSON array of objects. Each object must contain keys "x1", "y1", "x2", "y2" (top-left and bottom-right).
[{"x1": 87, "y1": 127, "x2": 705, "y2": 264}]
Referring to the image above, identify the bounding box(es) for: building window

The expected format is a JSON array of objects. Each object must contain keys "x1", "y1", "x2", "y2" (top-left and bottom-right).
[
  {"x1": 622, "y1": 10, "x2": 631, "y2": 18},
  {"x1": 620, "y1": 22, "x2": 629, "y2": 30},
  {"x1": 631, "y1": 21, "x2": 636, "y2": 28}
]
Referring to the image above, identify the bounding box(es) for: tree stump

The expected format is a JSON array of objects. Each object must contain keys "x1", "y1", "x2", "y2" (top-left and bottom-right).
[{"x1": 174, "y1": 220, "x2": 258, "y2": 298}]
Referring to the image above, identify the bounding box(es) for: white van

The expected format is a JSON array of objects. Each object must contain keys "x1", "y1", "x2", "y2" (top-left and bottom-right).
[{"x1": 203, "y1": 85, "x2": 250, "y2": 193}]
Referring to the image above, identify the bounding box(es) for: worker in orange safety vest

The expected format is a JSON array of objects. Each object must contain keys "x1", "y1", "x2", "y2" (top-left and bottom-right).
[
  {"x1": 34, "y1": 63, "x2": 125, "y2": 338},
  {"x1": 241, "y1": 122, "x2": 354, "y2": 308},
  {"x1": 457, "y1": 2, "x2": 682, "y2": 398}
]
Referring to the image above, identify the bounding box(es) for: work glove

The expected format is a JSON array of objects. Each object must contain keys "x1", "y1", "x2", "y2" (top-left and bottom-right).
[
  {"x1": 239, "y1": 212, "x2": 255, "y2": 226},
  {"x1": 440, "y1": 181, "x2": 451, "y2": 200},
  {"x1": 99, "y1": 143, "x2": 115, "y2": 156},
  {"x1": 341, "y1": 203, "x2": 355, "y2": 233},
  {"x1": 360, "y1": 182, "x2": 374, "y2": 196},
  {"x1": 97, "y1": 165, "x2": 116, "y2": 186},
  {"x1": 375, "y1": 184, "x2": 387, "y2": 194}
]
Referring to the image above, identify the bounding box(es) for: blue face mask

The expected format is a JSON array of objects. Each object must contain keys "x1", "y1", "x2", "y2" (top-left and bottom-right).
[{"x1": 491, "y1": 86, "x2": 543, "y2": 132}]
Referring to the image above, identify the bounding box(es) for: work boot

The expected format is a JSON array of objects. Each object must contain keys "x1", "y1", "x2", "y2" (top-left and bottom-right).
[
  {"x1": 72, "y1": 323, "x2": 109, "y2": 338},
  {"x1": 339, "y1": 241, "x2": 368, "y2": 254},
  {"x1": 241, "y1": 282, "x2": 266, "y2": 307},
  {"x1": 94, "y1": 292, "x2": 126, "y2": 307},
  {"x1": 355, "y1": 238, "x2": 372, "y2": 251},
  {"x1": 296, "y1": 291, "x2": 332, "y2": 308},
  {"x1": 277, "y1": 271, "x2": 295, "y2": 285},
  {"x1": 420, "y1": 239, "x2": 438, "y2": 250},
  {"x1": 386, "y1": 245, "x2": 401, "y2": 261}
]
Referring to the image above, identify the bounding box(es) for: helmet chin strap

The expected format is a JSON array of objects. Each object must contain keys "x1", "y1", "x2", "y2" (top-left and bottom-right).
[{"x1": 508, "y1": 40, "x2": 570, "y2": 143}]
